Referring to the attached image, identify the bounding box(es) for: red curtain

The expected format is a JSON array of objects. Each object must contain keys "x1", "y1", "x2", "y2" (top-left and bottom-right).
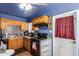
[{"x1": 55, "y1": 16, "x2": 75, "y2": 40}]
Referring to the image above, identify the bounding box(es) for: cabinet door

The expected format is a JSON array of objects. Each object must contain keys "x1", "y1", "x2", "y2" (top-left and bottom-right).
[
  {"x1": 39, "y1": 16, "x2": 43, "y2": 23},
  {"x1": 7, "y1": 19, "x2": 14, "y2": 25},
  {"x1": 8, "y1": 38, "x2": 18, "y2": 50},
  {"x1": 17, "y1": 37, "x2": 23, "y2": 49},
  {"x1": 21, "y1": 22, "x2": 28, "y2": 31},
  {"x1": 36, "y1": 18, "x2": 39, "y2": 24},
  {"x1": 44, "y1": 16, "x2": 49, "y2": 23},
  {"x1": 1, "y1": 18, "x2": 7, "y2": 30},
  {"x1": 24, "y1": 38, "x2": 32, "y2": 51},
  {"x1": 60, "y1": 39, "x2": 76, "y2": 56},
  {"x1": 40, "y1": 16, "x2": 49, "y2": 23},
  {"x1": 15, "y1": 20, "x2": 21, "y2": 25},
  {"x1": 32, "y1": 19, "x2": 35, "y2": 24}
]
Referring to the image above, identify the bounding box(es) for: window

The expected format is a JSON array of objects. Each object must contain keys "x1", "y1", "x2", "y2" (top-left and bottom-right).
[{"x1": 55, "y1": 16, "x2": 75, "y2": 40}]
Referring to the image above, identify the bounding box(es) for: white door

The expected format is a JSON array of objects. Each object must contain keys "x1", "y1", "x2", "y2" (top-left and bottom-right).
[
  {"x1": 59, "y1": 38, "x2": 76, "y2": 56},
  {"x1": 53, "y1": 11, "x2": 77, "y2": 56}
]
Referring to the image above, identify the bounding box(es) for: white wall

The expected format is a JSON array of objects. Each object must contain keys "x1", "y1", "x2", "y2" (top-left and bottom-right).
[
  {"x1": 76, "y1": 11, "x2": 79, "y2": 55},
  {"x1": 28, "y1": 23, "x2": 32, "y2": 33}
]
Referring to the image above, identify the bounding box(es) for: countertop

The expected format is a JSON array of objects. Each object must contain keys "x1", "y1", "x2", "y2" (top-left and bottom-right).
[
  {"x1": 22, "y1": 36, "x2": 33, "y2": 39},
  {"x1": 0, "y1": 49, "x2": 15, "y2": 56},
  {"x1": 2, "y1": 35, "x2": 46, "y2": 41}
]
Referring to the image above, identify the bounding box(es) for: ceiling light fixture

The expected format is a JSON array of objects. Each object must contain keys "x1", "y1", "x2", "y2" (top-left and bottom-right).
[{"x1": 19, "y1": 3, "x2": 33, "y2": 11}]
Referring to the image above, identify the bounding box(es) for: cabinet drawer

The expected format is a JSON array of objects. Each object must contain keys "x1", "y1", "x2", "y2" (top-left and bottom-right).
[
  {"x1": 41, "y1": 39, "x2": 51, "y2": 43},
  {"x1": 41, "y1": 51, "x2": 51, "y2": 56},
  {"x1": 41, "y1": 48, "x2": 51, "y2": 52},
  {"x1": 40, "y1": 40, "x2": 51, "y2": 46},
  {"x1": 40, "y1": 43, "x2": 51, "y2": 47},
  {"x1": 8, "y1": 39, "x2": 18, "y2": 50},
  {"x1": 41, "y1": 53, "x2": 51, "y2": 56},
  {"x1": 23, "y1": 38, "x2": 32, "y2": 51}
]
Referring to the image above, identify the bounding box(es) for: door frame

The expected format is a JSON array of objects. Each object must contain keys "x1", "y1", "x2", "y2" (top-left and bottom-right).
[{"x1": 52, "y1": 9, "x2": 79, "y2": 56}]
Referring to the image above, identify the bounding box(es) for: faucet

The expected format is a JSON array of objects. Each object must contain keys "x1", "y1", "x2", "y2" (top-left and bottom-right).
[{"x1": 6, "y1": 33, "x2": 8, "y2": 38}]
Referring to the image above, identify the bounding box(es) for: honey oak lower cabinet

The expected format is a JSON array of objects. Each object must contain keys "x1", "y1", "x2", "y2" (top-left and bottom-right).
[
  {"x1": 17, "y1": 37, "x2": 23, "y2": 49},
  {"x1": 23, "y1": 37, "x2": 32, "y2": 52},
  {"x1": 8, "y1": 37, "x2": 23, "y2": 50},
  {"x1": 8, "y1": 37, "x2": 18, "y2": 50}
]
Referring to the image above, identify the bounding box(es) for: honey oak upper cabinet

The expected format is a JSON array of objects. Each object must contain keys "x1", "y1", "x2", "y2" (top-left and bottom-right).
[
  {"x1": 21, "y1": 22, "x2": 28, "y2": 31},
  {"x1": 1, "y1": 18, "x2": 8, "y2": 30},
  {"x1": 42, "y1": 16, "x2": 49, "y2": 23},
  {"x1": 32, "y1": 15, "x2": 49, "y2": 30},
  {"x1": 32, "y1": 15, "x2": 49, "y2": 24},
  {"x1": 14, "y1": 20, "x2": 22, "y2": 25},
  {"x1": 0, "y1": 17, "x2": 28, "y2": 31}
]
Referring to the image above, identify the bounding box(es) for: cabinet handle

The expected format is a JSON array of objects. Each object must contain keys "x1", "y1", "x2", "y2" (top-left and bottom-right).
[{"x1": 72, "y1": 41, "x2": 76, "y2": 44}]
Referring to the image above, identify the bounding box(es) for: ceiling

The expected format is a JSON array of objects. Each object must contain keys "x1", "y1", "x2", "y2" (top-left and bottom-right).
[
  {"x1": 0, "y1": 3, "x2": 79, "y2": 22},
  {"x1": 0, "y1": 3, "x2": 49, "y2": 18}
]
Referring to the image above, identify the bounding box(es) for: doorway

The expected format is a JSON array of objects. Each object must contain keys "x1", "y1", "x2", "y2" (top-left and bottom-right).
[{"x1": 53, "y1": 10, "x2": 77, "y2": 56}]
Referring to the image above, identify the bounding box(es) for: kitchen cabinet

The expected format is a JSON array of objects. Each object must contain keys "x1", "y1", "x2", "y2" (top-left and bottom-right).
[
  {"x1": 17, "y1": 37, "x2": 23, "y2": 49},
  {"x1": 31, "y1": 39, "x2": 52, "y2": 56},
  {"x1": 40, "y1": 39, "x2": 52, "y2": 56},
  {"x1": 35, "y1": 18, "x2": 39, "y2": 24},
  {"x1": 32, "y1": 19, "x2": 35, "y2": 24},
  {"x1": 23, "y1": 37, "x2": 32, "y2": 52},
  {"x1": 8, "y1": 37, "x2": 18, "y2": 50},
  {"x1": 14, "y1": 20, "x2": 21, "y2": 25},
  {"x1": 43, "y1": 16, "x2": 49, "y2": 23},
  {"x1": 0, "y1": 17, "x2": 28, "y2": 31},
  {"x1": 21, "y1": 22, "x2": 28, "y2": 31},
  {"x1": 32, "y1": 15, "x2": 49, "y2": 30},
  {"x1": 32, "y1": 26, "x2": 38, "y2": 30},
  {"x1": 8, "y1": 36, "x2": 23, "y2": 50},
  {"x1": 7, "y1": 19, "x2": 22, "y2": 26},
  {"x1": 39, "y1": 16, "x2": 49, "y2": 23},
  {"x1": 8, "y1": 36, "x2": 32, "y2": 51},
  {"x1": 7, "y1": 19, "x2": 14, "y2": 25},
  {"x1": 32, "y1": 15, "x2": 49, "y2": 24},
  {"x1": 1, "y1": 18, "x2": 7, "y2": 30}
]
